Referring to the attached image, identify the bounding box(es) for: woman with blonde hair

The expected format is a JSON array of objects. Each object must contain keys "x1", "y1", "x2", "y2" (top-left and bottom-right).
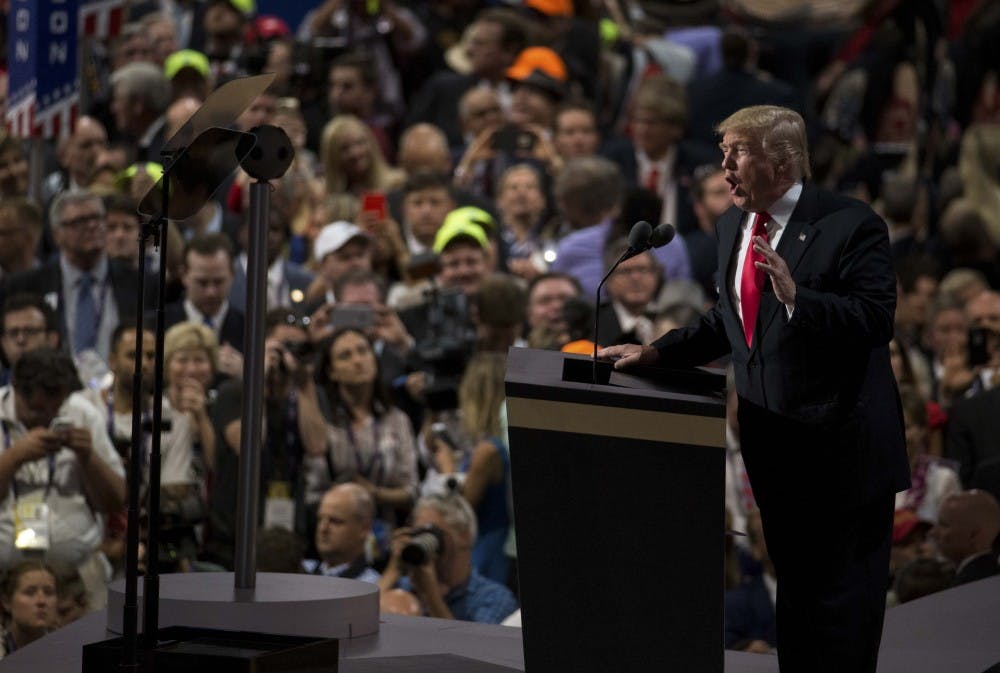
[
  {"x1": 320, "y1": 114, "x2": 404, "y2": 197},
  {"x1": 430, "y1": 352, "x2": 512, "y2": 584},
  {"x1": 164, "y1": 322, "x2": 219, "y2": 472}
]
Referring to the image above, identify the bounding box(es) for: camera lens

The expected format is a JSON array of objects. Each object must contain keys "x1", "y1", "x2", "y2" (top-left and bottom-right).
[{"x1": 401, "y1": 526, "x2": 444, "y2": 566}]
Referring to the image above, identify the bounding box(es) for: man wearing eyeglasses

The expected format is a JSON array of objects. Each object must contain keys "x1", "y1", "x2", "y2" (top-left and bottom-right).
[
  {"x1": 596, "y1": 240, "x2": 661, "y2": 347},
  {"x1": 0, "y1": 295, "x2": 61, "y2": 387},
  {"x1": 1, "y1": 191, "x2": 147, "y2": 366}
]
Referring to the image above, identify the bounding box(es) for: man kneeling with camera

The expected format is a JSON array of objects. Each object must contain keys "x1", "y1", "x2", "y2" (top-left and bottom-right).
[{"x1": 378, "y1": 493, "x2": 516, "y2": 624}]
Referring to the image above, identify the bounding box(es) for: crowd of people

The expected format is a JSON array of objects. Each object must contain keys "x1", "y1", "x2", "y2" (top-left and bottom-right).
[{"x1": 0, "y1": 0, "x2": 999, "y2": 660}]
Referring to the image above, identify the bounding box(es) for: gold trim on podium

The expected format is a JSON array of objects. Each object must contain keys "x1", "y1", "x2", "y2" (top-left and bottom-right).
[{"x1": 507, "y1": 397, "x2": 725, "y2": 448}]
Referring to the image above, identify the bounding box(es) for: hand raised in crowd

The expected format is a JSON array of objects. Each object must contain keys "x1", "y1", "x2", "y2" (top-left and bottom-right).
[
  {"x1": 454, "y1": 125, "x2": 500, "y2": 187},
  {"x1": 939, "y1": 342, "x2": 976, "y2": 404},
  {"x1": 264, "y1": 338, "x2": 313, "y2": 389},
  {"x1": 62, "y1": 426, "x2": 94, "y2": 464},
  {"x1": 174, "y1": 379, "x2": 208, "y2": 418},
  {"x1": 217, "y1": 343, "x2": 244, "y2": 379},
  {"x1": 522, "y1": 123, "x2": 564, "y2": 174},
  {"x1": 10, "y1": 427, "x2": 61, "y2": 464},
  {"x1": 307, "y1": 303, "x2": 336, "y2": 344},
  {"x1": 373, "y1": 304, "x2": 413, "y2": 353},
  {"x1": 357, "y1": 210, "x2": 407, "y2": 265}
]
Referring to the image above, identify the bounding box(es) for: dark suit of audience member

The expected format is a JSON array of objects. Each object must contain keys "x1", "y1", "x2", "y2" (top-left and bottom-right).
[
  {"x1": 945, "y1": 387, "x2": 1000, "y2": 487},
  {"x1": 954, "y1": 552, "x2": 999, "y2": 585},
  {"x1": 162, "y1": 300, "x2": 246, "y2": 354},
  {"x1": 685, "y1": 28, "x2": 798, "y2": 161}
]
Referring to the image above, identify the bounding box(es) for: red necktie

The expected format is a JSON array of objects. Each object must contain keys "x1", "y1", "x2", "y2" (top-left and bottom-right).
[
  {"x1": 645, "y1": 166, "x2": 660, "y2": 192},
  {"x1": 740, "y1": 211, "x2": 771, "y2": 346}
]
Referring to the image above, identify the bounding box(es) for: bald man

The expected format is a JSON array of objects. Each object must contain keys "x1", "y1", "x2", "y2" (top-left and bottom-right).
[
  {"x1": 302, "y1": 483, "x2": 380, "y2": 583},
  {"x1": 398, "y1": 123, "x2": 453, "y2": 175},
  {"x1": 931, "y1": 490, "x2": 1000, "y2": 585},
  {"x1": 43, "y1": 116, "x2": 109, "y2": 204}
]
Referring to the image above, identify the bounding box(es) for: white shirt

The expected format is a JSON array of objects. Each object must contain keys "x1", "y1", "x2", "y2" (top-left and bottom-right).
[
  {"x1": 636, "y1": 146, "x2": 678, "y2": 227},
  {"x1": 239, "y1": 254, "x2": 288, "y2": 308},
  {"x1": 731, "y1": 182, "x2": 803, "y2": 329},
  {"x1": 0, "y1": 388, "x2": 125, "y2": 566}
]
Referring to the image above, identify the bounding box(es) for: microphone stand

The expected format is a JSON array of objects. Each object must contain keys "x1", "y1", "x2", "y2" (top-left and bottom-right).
[{"x1": 592, "y1": 248, "x2": 637, "y2": 385}]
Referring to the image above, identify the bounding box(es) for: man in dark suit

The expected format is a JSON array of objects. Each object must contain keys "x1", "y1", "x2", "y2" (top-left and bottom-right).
[
  {"x1": 601, "y1": 105, "x2": 909, "y2": 673},
  {"x1": 595, "y1": 242, "x2": 660, "y2": 347},
  {"x1": 109, "y1": 62, "x2": 170, "y2": 163},
  {"x1": 164, "y1": 233, "x2": 245, "y2": 378},
  {"x1": 1, "y1": 191, "x2": 145, "y2": 364},
  {"x1": 931, "y1": 490, "x2": 1000, "y2": 586}
]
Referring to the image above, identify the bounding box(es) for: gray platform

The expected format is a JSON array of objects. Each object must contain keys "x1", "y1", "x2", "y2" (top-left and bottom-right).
[{"x1": 2, "y1": 575, "x2": 998, "y2": 672}]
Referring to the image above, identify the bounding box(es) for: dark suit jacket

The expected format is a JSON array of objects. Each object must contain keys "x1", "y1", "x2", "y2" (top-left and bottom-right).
[
  {"x1": 685, "y1": 68, "x2": 798, "y2": 159},
  {"x1": 1, "y1": 256, "x2": 149, "y2": 345},
  {"x1": 600, "y1": 138, "x2": 711, "y2": 235},
  {"x1": 162, "y1": 301, "x2": 247, "y2": 353},
  {"x1": 227, "y1": 259, "x2": 314, "y2": 315},
  {"x1": 945, "y1": 387, "x2": 1000, "y2": 487},
  {"x1": 595, "y1": 301, "x2": 647, "y2": 347},
  {"x1": 953, "y1": 553, "x2": 1000, "y2": 586},
  {"x1": 404, "y1": 72, "x2": 476, "y2": 149},
  {"x1": 652, "y1": 183, "x2": 910, "y2": 509}
]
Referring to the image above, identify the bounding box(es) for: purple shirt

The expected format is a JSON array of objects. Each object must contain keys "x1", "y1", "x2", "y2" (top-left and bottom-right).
[{"x1": 551, "y1": 220, "x2": 693, "y2": 299}]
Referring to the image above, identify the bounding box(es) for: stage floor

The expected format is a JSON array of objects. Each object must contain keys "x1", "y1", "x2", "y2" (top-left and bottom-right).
[{"x1": 3, "y1": 575, "x2": 998, "y2": 672}]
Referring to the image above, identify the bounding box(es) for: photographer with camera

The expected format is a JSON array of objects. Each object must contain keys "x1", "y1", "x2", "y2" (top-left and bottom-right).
[
  {"x1": 204, "y1": 310, "x2": 327, "y2": 568},
  {"x1": 0, "y1": 349, "x2": 125, "y2": 611},
  {"x1": 378, "y1": 493, "x2": 516, "y2": 623}
]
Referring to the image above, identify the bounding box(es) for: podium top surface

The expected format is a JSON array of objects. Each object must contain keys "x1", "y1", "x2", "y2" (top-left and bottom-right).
[{"x1": 504, "y1": 348, "x2": 725, "y2": 419}]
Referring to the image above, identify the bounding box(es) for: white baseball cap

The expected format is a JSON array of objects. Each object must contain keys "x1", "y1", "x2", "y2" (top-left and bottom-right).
[{"x1": 313, "y1": 221, "x2": 370, "y2": 263}]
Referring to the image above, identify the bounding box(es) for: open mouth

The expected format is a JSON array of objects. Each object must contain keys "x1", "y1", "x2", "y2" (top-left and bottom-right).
[{"x1": 726, "y1": 175, "x2": 741, "y2": 196}]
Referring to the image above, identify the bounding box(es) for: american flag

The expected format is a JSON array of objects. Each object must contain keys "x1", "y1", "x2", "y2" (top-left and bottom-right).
[{"x1": 5, "y1": 0, "x2": 123, "y2": 139}]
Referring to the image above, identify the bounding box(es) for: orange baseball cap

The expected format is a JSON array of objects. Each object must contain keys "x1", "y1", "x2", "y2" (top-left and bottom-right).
[
  {"x1": 506, "y1": 46, "x2": 568, "y2": 82},
  {"x1": 525, "y1": 0, "x2": 574, "y2": 16}
]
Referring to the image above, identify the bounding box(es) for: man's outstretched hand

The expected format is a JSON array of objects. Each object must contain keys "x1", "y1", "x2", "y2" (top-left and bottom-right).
[{"x1": 596, "y1": 344, "x2": 660, "y2": 369}]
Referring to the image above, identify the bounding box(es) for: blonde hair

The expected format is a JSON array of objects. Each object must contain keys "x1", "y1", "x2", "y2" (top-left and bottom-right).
[
  {"x1": 163, "y1": 322, "x2": 219, "y2": 371},
  {"x1": 320, "y1": 114, "x2": 404, "y2": 195},
  {"x1": 957, "y1": 124, "x2": 1000, "y2": 243},
  {"x1": 458, "y1": 352, "x2": 507, "y2": 440},
  {"x1": 716, "y1": 105, "x2": 811, "y2": 180}
]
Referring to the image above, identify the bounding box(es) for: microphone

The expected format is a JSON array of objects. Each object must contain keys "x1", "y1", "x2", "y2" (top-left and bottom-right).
[
  {"x1": 648, "y1": 222, "x2": 675, "y2": 248},
  {"x1": 592, "y1": 221, "x2": 653, "y2": 384}
]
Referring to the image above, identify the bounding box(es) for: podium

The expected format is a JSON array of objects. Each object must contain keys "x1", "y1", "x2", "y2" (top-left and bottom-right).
[{"x1": 505, "y1": 348, "x2": 727, "y2": 673}]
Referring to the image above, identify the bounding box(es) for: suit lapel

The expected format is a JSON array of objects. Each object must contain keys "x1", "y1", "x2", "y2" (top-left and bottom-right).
[
  {"x1": 717, "y1": 207, "x2": 749, "y2": 353},
  {"x1": 753, "y1": 184, "x2": 820, "y2": 351}
]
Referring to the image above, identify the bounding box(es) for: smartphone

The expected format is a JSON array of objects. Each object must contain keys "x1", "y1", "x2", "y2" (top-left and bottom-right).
[
  {"x1": 491, "y1": 125, "x2": 536, "y2": 154},
  {"x1": 330, "y1": 304, "x2": 375, "y2": 330},
  {"x1": 361, "y1": 191, "x2": 387, "y2": 220},
  {"x1": 968, "y1": 327, "x2": 991, "y2": 368},
  {"x1": 50, "y1": 418, "x2": 72, "y2": 441}
]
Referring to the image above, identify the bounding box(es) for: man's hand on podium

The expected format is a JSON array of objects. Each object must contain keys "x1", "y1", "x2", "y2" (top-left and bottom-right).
[{"x1": 596, "y1": 344, "x2": 660, "y2": 370}]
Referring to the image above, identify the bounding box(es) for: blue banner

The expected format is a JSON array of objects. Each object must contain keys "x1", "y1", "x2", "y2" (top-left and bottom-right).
[{"x1": 6, "y1": 0, "x2": 79, "y2": 138}]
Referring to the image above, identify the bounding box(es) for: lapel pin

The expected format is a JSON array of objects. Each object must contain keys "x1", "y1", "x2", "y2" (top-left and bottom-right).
[{"x1": 798, "y1": 233, "x2": 806, "y2": 241}]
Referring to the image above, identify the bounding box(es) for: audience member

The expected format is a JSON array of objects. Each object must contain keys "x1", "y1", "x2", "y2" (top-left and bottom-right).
[
  {"x1": 0, "y1": 200, "x2": 42, "y2": 282},
  {"x1": 0, "y1": 561, "x2": 58, "y2": 659},
  {"x1": 596, "y1": 239, "x2": 661, "y2": 346},
  {"x1": 930, "y1": 490, "x2": 1000, "y2": 585},
  {"x1": 109, "y1": 62, "x2": 172, "y2": 162},
  {"x1": 302, "y1": 483, "x2": 380, "y2": 582},
  {"x1": 378, "y1": 493, "x2": 517, "y2": 623},
  {"x1": 0, "y1": 349, "x2": 125, "y2": 609},
  {"x1": 0, "y1": 295, "x2": 60, "y2": 387}
]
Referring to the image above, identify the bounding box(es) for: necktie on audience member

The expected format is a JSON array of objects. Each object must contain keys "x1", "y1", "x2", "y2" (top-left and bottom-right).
[
  {"x1": 645, "y1": 166, "x2": 660, "y2": 193},
  {"x1": 75, "y1": 273, "x2": 98, "y2": 354},
  {"x1": 740, "y1": 211, "x2": 771, "y2": 347}
]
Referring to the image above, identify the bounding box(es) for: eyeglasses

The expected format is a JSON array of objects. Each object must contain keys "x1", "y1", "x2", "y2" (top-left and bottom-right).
[
  {"x1": 2, "y1": 326, "x2": 46, "y2": 339},
  {"x1": 60, "y1": 213, "x2": 104, "y2": 230},
  {"x1": 614, "y1": 266, "x2": 658, "y2": 278}
]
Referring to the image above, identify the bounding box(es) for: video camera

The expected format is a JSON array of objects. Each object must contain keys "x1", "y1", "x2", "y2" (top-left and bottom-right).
[{"x1": 412, "y1": 284, "x2": 477, "y2": 412}]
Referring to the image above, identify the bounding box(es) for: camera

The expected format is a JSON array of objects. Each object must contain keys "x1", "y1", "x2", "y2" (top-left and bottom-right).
[
  {"x1": 401, "y1": 524, "x2": 446, "y2": 566},
  {"x1": 412, "y1": 286, "x2": 477, "y2": 411}
]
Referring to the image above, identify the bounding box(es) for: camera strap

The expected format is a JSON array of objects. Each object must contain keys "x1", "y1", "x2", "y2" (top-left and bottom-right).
[
  {"x1": 105, "y1": 390, "x2": 151, "y2": 473},
  {"x1": 347, "y1": 419, "x2": 382, "y2": 483}
]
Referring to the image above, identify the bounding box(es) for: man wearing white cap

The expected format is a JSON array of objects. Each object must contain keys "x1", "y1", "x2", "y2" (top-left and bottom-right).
[{"x1": 304, "y1": 221, "x2": 374, "y2": 311}]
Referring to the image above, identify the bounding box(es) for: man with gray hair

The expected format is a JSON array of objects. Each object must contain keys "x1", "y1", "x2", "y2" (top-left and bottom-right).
[
  {"x1": 378, "y1": 493, "x2": 517, "y2": 623},
  {"x1": 1, "y1": 191, "x2": 145, "y2": 363},
  {"x1": 550, "y1": 156, "x2": 691, "y2": 298},
  {"x1": 302, "y1": 483, "x2": 380, "y2": 583},
  {"x1": 110, "y1": 61, "x2": 171, "y2": 162}
]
